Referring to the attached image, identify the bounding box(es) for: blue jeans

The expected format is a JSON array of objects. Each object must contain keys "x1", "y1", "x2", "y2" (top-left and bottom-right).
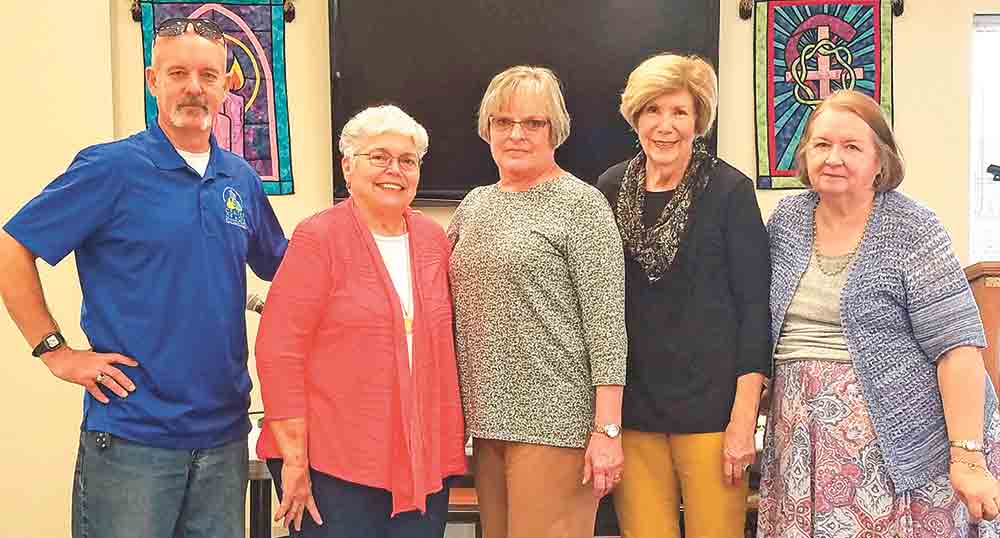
[
  {"x1": 72, "y1": 431, "x2": 248, "y2": 538},
  {"x1": 267, "y1": 459, "x2": 452, "y2": 538}
]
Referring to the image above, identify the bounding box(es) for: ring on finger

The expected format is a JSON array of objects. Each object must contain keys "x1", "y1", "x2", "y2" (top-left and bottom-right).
[{"x1": 96, "y1": 372, "x2": 106, "y2": 384}]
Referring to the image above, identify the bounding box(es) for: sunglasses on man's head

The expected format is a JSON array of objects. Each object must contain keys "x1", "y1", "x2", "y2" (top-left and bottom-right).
[{"x1": 155, "y1": 18, "x2": 224, "y2": 41}]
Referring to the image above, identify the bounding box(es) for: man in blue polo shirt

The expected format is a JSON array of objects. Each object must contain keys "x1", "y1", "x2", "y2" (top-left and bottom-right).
[{"x1": 0, "y1": 18, "x2": 287, "y2": 538}]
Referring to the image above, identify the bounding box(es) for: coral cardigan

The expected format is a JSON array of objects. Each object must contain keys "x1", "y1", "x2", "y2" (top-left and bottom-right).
[{"x1": 256, "y1": 198, "x2": 466, "y2": 515}]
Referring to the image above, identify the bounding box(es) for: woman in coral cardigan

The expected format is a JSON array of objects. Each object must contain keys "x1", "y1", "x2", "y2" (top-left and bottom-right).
[{"x1": 255, "y1": 105, "x2": 466, "y2": 538}]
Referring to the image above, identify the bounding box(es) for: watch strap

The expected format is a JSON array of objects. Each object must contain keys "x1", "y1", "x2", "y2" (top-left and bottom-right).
[
  {"x1": 592, "y1": 423, "x2": 622, "y2": 438},
  {"x1": 32, "y1": 331, "x2": 66, "y2": 358}
]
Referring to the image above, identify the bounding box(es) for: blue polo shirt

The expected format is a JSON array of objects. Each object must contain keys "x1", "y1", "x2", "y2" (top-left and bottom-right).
[{"x1": 5, "y1": 124, "x2": 288, "y2": 449}]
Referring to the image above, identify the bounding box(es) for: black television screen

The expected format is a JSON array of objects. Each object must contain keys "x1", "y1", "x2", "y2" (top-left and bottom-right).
[{"x1": 329, "y1": 0, "x2": 720, "y2": 201}]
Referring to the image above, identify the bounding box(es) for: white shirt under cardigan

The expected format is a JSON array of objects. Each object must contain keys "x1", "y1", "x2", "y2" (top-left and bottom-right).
[{"x1": 372, "y1": 232, "x2": 413, "y2": 370}]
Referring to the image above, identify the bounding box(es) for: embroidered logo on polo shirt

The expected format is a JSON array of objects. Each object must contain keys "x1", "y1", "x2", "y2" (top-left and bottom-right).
[{"x1": 223, "y1": 187, "x2": 248, "y2": 230}]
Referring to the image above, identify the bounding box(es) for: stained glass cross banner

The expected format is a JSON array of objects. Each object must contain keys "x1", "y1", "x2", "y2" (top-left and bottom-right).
[{"x1": 753, "y1": 0, "x2": 893, "y2": 189}]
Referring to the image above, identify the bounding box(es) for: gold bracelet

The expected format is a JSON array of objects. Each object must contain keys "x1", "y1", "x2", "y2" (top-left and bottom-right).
[
  {"x1": 950, "y1": 458, "x2": 994, "y2": 479},
  {"x1": 949, "y1": 439, "x2": 985, "y2": 453}
]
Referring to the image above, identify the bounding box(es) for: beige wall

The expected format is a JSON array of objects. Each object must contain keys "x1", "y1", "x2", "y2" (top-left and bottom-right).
[
  {"x1": 0, "y1": 1, "x2": 114, "y2": 532},
  {"x1": 2, "y1": 0, "x2": 997, "y2": 533}
]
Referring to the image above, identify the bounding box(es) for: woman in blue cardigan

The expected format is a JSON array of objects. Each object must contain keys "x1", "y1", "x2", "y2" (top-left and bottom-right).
[{"x1": 758, "y1": 89, "x2": 1000, "y2": 537}]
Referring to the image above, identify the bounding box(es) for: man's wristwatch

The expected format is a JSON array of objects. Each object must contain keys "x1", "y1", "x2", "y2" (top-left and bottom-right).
[
  {"x1": 593, "y1": 423, "x2": 622, "y2": 439},
  {"x1": 32, "y1": 332, "x2": 66, "y2": 358},
  {"x1": 949, "y1": 439, "x2": 985, "y2": 453}
]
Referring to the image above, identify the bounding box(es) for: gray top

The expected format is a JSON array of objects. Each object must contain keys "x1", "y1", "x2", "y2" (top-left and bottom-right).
[
  {"x1": 448, "y1": 174, "x2": 627, "y2": 448},
  {"x1": 773, "y1": 251, "x2": 852, "y2": 365}
]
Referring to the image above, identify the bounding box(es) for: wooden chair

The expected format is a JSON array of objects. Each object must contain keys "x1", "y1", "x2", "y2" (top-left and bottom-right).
[
  {"x1": 447, "y1": 485, "x2": 483, "y2": 538},
  {"x1": 447, "y1": 455, "x2": 482, "y2": 537}
]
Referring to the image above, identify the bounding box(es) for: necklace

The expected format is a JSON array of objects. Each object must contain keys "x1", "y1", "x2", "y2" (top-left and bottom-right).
[
  {"x1": 812, "y1": 202, "x2": 871, "y2": 277},
  {"x1": 401, "y1": 285, "x2": 413, "y2": 334},
  {"x1": 813, "y1": 242, "x2": 855, "y2": 277}
]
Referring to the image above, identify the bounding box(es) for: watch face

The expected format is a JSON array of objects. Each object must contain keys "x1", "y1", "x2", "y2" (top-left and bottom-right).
[
  {"x1": 45, "y1": 335, "x2": 60, "y2": 348},
  {"x1": 605, "y1": 424, "x2": 621, "y2": 438}
]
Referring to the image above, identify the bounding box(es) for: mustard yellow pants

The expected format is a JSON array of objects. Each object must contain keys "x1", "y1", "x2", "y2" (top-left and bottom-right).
[{"x1": 612, "y1": 429, "x2": 748, "y2": 538}]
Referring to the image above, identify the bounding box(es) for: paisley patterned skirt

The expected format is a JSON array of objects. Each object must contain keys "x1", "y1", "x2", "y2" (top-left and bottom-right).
[{"x1": 756, "y1": 360, "x2": 1000, "y2": 538}]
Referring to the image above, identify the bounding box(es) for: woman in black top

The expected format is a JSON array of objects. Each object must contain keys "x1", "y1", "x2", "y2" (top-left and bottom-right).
[{"x1": 596, "y1": 53, "x2": 771, "y2": 538}]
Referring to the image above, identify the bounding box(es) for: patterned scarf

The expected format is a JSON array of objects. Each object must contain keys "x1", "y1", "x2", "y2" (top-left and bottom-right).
[{"x1": 615, "y1": 138, "x2": 716, "y2": 283}]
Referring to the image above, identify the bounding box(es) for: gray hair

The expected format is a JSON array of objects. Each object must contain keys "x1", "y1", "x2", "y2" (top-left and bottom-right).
[
  {"x1": 338, "y1": 105, "x2": 429, "y2": 159},
  {"x1": 150, "y1": 31, "x2": 227, "y2": 70}
]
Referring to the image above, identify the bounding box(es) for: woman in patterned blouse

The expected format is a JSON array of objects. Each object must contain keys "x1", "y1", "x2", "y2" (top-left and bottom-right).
[
  {"x1": 596, "y1": 53, "x2": 771, "y2": 538},
  {"x1": 448, "y1": 65, "x2": 628, "y2": 538},
  {"x1": 758, "y1": 89, "x2": 1000, "y2": 536}
]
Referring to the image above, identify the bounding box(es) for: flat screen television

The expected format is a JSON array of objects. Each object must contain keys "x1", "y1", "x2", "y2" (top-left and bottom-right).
[{"x1": 329, "y1": 0, "x2": 720, "y2": 201}]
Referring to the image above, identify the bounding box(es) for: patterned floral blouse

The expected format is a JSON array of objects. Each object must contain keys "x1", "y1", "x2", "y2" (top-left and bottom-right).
[{"x1": 448, "y1": 174, "x2": 628, "y2": 448}]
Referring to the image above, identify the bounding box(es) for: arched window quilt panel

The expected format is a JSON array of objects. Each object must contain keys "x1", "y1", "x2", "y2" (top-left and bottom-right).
[{"x1": 140, "y1": 0, "x2": 294, "y2": 195}]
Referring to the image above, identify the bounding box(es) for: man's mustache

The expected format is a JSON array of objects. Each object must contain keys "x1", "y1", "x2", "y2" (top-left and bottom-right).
[{"x1": 176, "y1": 99, "x2": 208, "y2": 110}]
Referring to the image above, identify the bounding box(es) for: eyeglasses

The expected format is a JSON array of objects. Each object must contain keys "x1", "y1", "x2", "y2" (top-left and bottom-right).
[
  {"x1": 155, "y1": 18, "x2": 224, "y2": 41},
  {"x1": 355, "y1": 150, "x2": 422, "y2": 173},
  {"x1": 489, "y1": 116, "x2": 550, "y2": 133}
]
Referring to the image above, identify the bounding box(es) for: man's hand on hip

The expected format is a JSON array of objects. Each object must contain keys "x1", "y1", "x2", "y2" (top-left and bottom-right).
[{"x1": 41, "y1": 347, "x2": 138, "y2": 404}]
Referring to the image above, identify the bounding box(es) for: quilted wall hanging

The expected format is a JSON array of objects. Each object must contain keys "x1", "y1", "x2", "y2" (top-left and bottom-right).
[
  {"x1": 753, "y1": 0, "x2": 894, "y2": 189},
  {"x1": 139, "y1": 0, "x2": 294, "y2": 195}
]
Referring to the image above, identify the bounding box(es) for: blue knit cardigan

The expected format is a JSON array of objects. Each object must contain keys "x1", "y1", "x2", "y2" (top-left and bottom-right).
[{"x1": 768, "y1": 190, "x2": 993, "y2": 492}]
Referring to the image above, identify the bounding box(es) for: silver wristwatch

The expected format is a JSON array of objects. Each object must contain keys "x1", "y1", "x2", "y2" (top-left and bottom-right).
[{"x1": 593, "y1": 423, "x2": 622, "y2": 439}]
